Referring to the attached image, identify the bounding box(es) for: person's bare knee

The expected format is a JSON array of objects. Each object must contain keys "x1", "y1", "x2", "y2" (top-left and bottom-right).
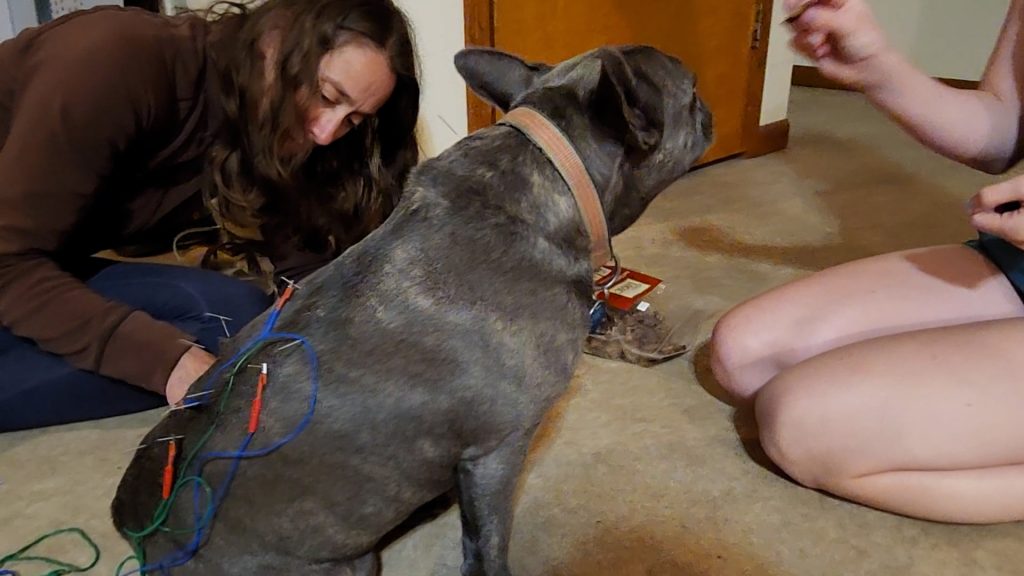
[
  {"x1": 711, "y1": 300, "x2": 791, "y2": 403},
  {"x1": 755, "y1": 373, "x2": 846, "y2": 490}
]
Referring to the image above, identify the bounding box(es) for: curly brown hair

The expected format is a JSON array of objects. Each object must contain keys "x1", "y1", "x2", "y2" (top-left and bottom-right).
[{"x1": 199, "y1": 0, "x2": 420, "y2": 274}]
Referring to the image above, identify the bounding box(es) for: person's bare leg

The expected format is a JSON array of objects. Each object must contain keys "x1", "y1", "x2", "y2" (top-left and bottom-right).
[
  {"x1": 755, "y1": 317, "x2": 1024, "y2": 524},
  {"x1": 711, "y1": 244, "x2": 1024, "y2": 402}
]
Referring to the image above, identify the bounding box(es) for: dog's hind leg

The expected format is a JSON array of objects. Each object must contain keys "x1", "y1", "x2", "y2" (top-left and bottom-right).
[{"x1": 456, "y1": 429, "x2": 534, "y2": 576}]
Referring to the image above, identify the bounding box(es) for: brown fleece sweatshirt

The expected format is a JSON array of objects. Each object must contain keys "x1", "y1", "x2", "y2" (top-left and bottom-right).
[{"x1": 0, "y1": 6, "x2": 329, "y2": 396}]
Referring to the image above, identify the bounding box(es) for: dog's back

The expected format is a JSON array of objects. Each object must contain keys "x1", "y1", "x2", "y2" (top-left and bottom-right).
[
  {"x1": 110, "y1": 142, "x2": 589, "y2": 573},
  {"x1": 112, "y1": 44, "x2": 711, "y2": 576}
]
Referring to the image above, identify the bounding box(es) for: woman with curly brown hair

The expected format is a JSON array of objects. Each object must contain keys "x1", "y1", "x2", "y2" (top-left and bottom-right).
[{"x1": 0, "y1": 0, "x2": 420, "y2": 431}]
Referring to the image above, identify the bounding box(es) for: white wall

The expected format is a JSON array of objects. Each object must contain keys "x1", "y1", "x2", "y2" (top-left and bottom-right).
[
  {"x1": 6, "y1": 0, "x2": 36, "y2": 35},
  {"x1": 762, "y1": 0, "x2": 796, "y2": 125},
  {"x1": 392, "y1": 0, "x2": 467, "y2": 159},
  {"x1": 796, "y1": 0, "x2": 1010, "y2": 81},
  {"x1": 0, "y1": 0, "x2": 14, "y2": 42}
]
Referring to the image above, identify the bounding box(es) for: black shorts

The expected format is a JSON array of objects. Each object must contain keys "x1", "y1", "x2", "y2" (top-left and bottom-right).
[{"x1": 966, "y1": 232, "x2": 1024, "y2": 302}]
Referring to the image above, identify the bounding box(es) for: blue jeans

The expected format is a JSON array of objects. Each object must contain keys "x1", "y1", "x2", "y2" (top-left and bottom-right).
[{"x1": 0, "y1": 263, "x2": 273, "y2": 432}]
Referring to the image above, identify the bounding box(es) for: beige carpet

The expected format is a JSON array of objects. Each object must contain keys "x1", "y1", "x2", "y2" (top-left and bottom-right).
[{"x1": 3, "y1": 87, "x2": 1023, "y2": 575}]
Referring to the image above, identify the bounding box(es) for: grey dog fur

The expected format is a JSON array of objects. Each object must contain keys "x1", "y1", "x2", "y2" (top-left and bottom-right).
[{"x1": 110, "y1": 44, "x2": 712, "y2": 576}]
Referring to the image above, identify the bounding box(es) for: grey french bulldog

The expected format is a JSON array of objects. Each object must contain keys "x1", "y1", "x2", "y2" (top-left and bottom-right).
[{"x1": 111, "y1": 44, "x2": 712, "y2": 576}]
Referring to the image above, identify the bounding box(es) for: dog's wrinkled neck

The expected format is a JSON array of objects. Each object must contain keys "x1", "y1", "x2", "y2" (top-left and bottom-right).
[{"x1": 499, "y1": 107, "x2": 612, "y2": 269}]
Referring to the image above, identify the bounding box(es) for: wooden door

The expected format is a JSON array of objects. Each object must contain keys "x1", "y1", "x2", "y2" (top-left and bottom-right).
[{"x1": 466, "y1": 0, "x2": 773, "y2": 164}]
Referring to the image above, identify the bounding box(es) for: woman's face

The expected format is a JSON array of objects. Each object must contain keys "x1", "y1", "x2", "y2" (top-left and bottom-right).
[{"x1": 303, "y1": 36, "x2": 396, "y2": 147}]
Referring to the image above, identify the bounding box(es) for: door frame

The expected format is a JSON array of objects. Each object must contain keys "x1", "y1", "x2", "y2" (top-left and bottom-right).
[{"x1": 462, "y1": 0, "x2": 788, "y2": 160}]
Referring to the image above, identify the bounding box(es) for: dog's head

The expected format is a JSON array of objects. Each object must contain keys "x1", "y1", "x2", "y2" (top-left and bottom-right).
[{"x1": 455, "y1": 45, "x2": 713, "y2": 235}]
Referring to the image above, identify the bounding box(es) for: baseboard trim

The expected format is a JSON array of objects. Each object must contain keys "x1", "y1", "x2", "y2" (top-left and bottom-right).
[
  {"x1": 743, "y1": 119, "x2": 790, "y2": 158},
  {"x1": 792, "y1": 65, "x2": 979, "y2": 91}
]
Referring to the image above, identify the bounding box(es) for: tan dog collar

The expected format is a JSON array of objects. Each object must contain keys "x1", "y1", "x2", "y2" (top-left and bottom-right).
[{"x1": 499, "y1": 107, "x2": 614, "y2": 270}]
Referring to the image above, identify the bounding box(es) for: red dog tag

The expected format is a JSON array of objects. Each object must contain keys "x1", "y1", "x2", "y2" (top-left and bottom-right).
[{"x1": 593, "y1": 267, "x2": 662, "y2": 311}]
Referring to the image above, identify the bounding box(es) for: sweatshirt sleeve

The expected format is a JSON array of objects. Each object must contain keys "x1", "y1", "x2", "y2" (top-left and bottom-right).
[{"x1": 0, "y1": 20, "x2": 195, "y2": 395}]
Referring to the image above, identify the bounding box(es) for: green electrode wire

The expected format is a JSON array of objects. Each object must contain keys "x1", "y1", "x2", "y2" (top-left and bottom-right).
[
  {"x1": 0, "y1": 527, "x2": 100, "y2": 576},
  {"x1": 1, "y1": 340, "x2": 273, "y2": 576},
  {"x1": 115, "y1": 341, "x2": 269, "y2": 573}
]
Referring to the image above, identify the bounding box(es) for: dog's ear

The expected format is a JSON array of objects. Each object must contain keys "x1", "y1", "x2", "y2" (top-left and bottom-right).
[
  {"x1": 589, "y1": 49, "x2": 662, "y2": 154},
  {"x1": 455, "y1": 48, "x2": 551, "y2": 112}
]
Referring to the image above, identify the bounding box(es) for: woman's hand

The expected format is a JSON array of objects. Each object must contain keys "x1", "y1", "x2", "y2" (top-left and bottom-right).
[
  {"x1": 969, "y1": 175, "x2": 1024, "y2": 249},
  {"x1": 166, "y1": 346, "x2": 216, "y2": 405},
  {"x1": 785, "y1": 0, "x2": 896, "y2": 92}
]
